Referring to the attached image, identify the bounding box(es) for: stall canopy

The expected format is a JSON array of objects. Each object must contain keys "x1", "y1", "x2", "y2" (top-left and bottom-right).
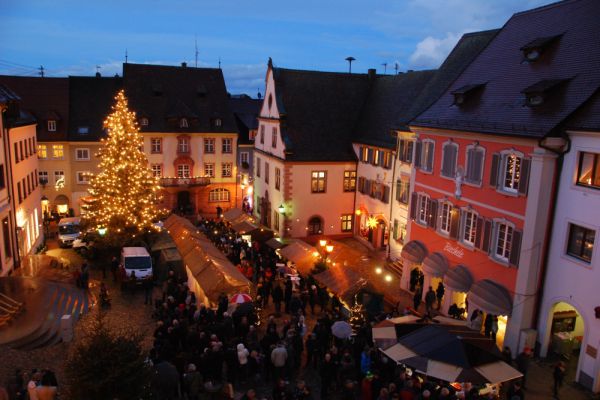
[
  {"x1": 422, "y1": 252, "x2": 449, "y2": 277},
  {"x1": 468, "y1": 279, "x2": 513, "y2": 316},
  {"x1": 266, "y1": 237, "x2": 287, "y2": 250},
  {"x1": 278, "y1": 240, "x2": 318, "y2": 275},
  {"x1": 164, "y1": 215, "x2": 251, "y2": 306},
  {"x1": 401, "y1": 240, "x2": 428, "y2": 264},
  {"x1": 158, "y1": 248, "x2": 184, "y2": 281},
  {"x1": 151, "y1": 232, "x2": 177, "y2": 252},
  {"x1": 223, "y1": 208, "x2": 244, "y2": 222},
  {"x1": 372, "y1": 319, "x2": 522, "y2": 384},
  {"x1": 444, "y1": 265, "x2": 473, "y2": 293}
]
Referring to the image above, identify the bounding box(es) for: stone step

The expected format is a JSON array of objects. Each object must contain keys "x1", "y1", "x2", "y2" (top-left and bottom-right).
[{"x1": 21, "y1": 289, "x2": 74, "y2": 350}]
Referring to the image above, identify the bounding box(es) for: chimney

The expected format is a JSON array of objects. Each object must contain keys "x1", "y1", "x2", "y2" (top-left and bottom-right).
[
  {"x1": 368, "y1": 68, "x2": 376, "y2": 80},
  {"x1": 181, "y1": 62, "x2": 187, "y2": 68},
  {"x1": 95, "y1": 72, "x2": 101, "y2": 78}
]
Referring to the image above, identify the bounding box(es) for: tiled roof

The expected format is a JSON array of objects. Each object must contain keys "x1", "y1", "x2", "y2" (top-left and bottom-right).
[
  {"x1": 229, "y1": 95, "x2": 262, "y2": 145},
  {"x1": 0, "y1": 84, "x2": 20, "y2": 103},
  {"x1": 123, "y1": 63, "x2": 236, "y2": 134},
  {"x1": 0, "y1": 76, "x2": 69, "y2": 141},
  {"x1": 67, "y1": 76, "x2": 123, "y2": 141},
  {"x1": 272, "y1": 67, "x2": 372, "y2": 161},
  {"x1": 564, "y1": 88, "x2": 600, "y2": 132},
  {"x1": 353, "y1": 70, "x2": 436, "y2": 149},
  {"x1": 412, "y1": 0, "x2": 600, "y2": 138}
]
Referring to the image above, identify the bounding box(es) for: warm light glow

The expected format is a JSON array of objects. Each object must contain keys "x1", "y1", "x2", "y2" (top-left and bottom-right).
[
  {"x1": 16, "y1": 209, "x2": 26, "y2": 228},
  {"x1": 57, "y1": 204, "x2": 68, "y2": 214},
  {"x1": 97, "y1": 227, "x2": 107, "y2": 236},
  {"x1": 385, "y1": 274, "x2": 392, "y2": 282},
  {"x1": 278, "y1": 204, "x2": 285, "y2": 214},
  {"x1": 375, "y1": 267, "x2": 382, "y2": 274},
  {"x1": 355, "y1": 209, "x2": 362, "y2": 216},
  {"x1": 312, "y1": 251, "x2": 320, "y2": 257},
  {"x1": 367, "y1": 216, "x2": 378, "y2": 229},
  {"x1": 319, "y1": 239, "x2": 328, "y2": 247},
  {"x1": 325, "y1": 244, "x2": 334, "y2": 253},
  {"x1": 247, "y1": 186, "x2": 253, "y2": 194}
]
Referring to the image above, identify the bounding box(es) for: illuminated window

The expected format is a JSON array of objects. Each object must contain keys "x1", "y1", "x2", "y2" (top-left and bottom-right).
[
  {"x1": 576, "y1": 152, "x2": 600, "y2": 189},
  {"x1": 209, "y1": 188, "x2": 230, "y2": 202},
  {"x1": 341, "y1": 214, "x2": 353, "y2": 232},
  {"x1": 395, "y1": 178, "x2": 409, "y2": 204},
  {"x1": 222, "y1": 163, "x2": 232, "y2": 178},
  {"x1": 177, "y1": 164, "x2": 191, "y2": 178},
  {"x1": 311, "y1": 171, "x2": 326, "y2": 193},
  {"x1": 76, "y1": 171, "x2": 90, "y2": 184},
  {"x1": 461, "y1": 209, "x2": 478, "y2": 246},
  {"x1": 204, "y1": 163, "x2": 215, "y2": 178},
  {"x1": 222, "y1": 138, "x2": 232, "y2": 154},
  {"x1": 273, "y1": 211, "x2": 280, "y2": 230},
  {"x1": 204, "y1": 138, "x2": 215, "y2": 154},
  {"x1": 52, "y1": 145, "x2": 64, "y2": 159},
  {"x1": 438, "y1": 201, "x2": 452, "y2": 235},
  {"x1": 75, "y1": 148, "x2": 90, "y2": 161},
  {"x1": 343, "y1": 170, "x2": 356, "y2": 192},
  {"x1": 567, "y1": 223, "x2": 595, "y2": 263},
  {"x1": 54, "y1": 170, "x2": 65, "y2": 184},
  {"x1": 47, "y1": 120, "x2": 56, "y2": 131},
  {"x1": 150, "y1": 138, "x2": 162, "y2": 154},
  {"x1": 37, "y1": 144, "x2": 47, "y2": 159},
  {"x1": 494, "y1": 222, "x2": 514, "y2": 262},
  {"x1": 151, "y1": 164, "x2": 163, "y2": 178},
  {"x1": 503, "y1": 153, "x2": 522, "y2": 193}
]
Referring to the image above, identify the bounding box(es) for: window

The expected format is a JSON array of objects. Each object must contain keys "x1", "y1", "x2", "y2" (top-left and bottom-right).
[
  {"x1": 77, "y1": 126, "x2": 89, "y2": 135},
  {"x1": 398, "y1": 139, "x2": 414, "y2": 164},
  {"x1": 38, "y1": 144, "x2": 47, "y2": 159},
  {"x1": 441, "y1": 141, "x2": 458, "y2": 178},
  {"x1": 76, "y1": 171, "x2": 90, "y2": 184},
  {"x1": 373, "y1": 150, "x2": 381, "y2": 166},
  {"x1": 438, "y1": 201, "x2": 452, "y2": 235},
  {"x1": 14, "y1": 143, "x2": 19, "y2": 163},
  {"x1": 17, "y1": 182, "x2": 22, "y2": 204},
  {"x1": 503, "y1": 153, "x2": 522, "y2": 193},
  {"x1": 140, "y1": 117, "x2": 149, "y2": 126},
  {"x1": 382, "y1": 151, "x2": 393, "y2": 169},
  {"x1": 177, "y1": 137, "x2": 189, "y2": 153},
  {"x1": 343, "y1": 171, "x2": 356, "y2": 192},
  {"x1": 360, "y1": 147, "x2": 370, "y2": 163},
  {"x1": 47, "y1": 120, "x2": 56, "y2": 132},
  {"x1": 461, "y1": 209, "x2": 478, "y2": 246},
  {"x1": 0, "y1": 165, "x2": 4, "y2": 189},
  {"x1": 179, "y1": 118, "x2": 188, "y2": 128},
  {"x1": 204, "y1": 163, "x2": 215, "y2": 178},
  {"x1": 214, "y1": 118, "x2": 222, "y2": 128},
  {"x1": 567, "y1": 223, "x2": 595, "y2": 263},
  {"x1": 275, "y1": 168, "x2": 281, "y2": 191},
  {"x1": 75, "y1": 148, "x2": 90, "y2": 161},
  {"x1": 204, "y1": 138, "x2": 215, "y2": 154},
  {"x1": 222, "y1": 163, "x2": 232, "y2": 178},
  {"x1": 417, "y1": 194, "x2": 431, "y2": 226},
  {"x1": 416, "y1": 140, "x2": 435, "y2": 172},
  {"x1": 272, "y1": 127, "x2": 277, "y2": 148},
  {"x1": 311, "y1": 171, "x2": 326, "y2": 193},
  {"x1": 265, "y1": 163, "x2": 270, "y2": 183},
  {"x1": 260, "y1": 125, "x2": 265, "y2": 144},
  {"x1": 222, "y1": 138, "x2": 232, "y2": 154},
  {"x1": 151, "y1": 164, "x2": 163, "y2": 178},
  {"x1": 240, "y1": 152, "x2": 249, "y2": 166},
  {"x1": 54, "y1": 170, "x2": 65, "y2": 184},
  {"x1": 52, "y1": 144, "x2": 64, "y2": 159},
  {"x1": 491, "y1": 151, "x2": 530, "y2": 195},
  {"x1": 308, "y1": 216, "x2": 323, "y2": 235},
  {"x1": 209, "y1": 188, "x2": 230, "y2": 202},
  {"x1": 151, "y1": 138, "x2": 162, "y2": 154},
  {"x1": 395, "y1": 178, "x2": 409, "y2": 204},
  {"x1": 465, "y1": 145, "x2": 485, "y2": 185},
  {"x1": 38, "y1": 171, "x2": 49, "y2": 185},
  {"x1": 177, "y1": 164, "x2": 191, "y2": 178},
  {"x1": 273, "y1": 211, "x2": 279, "y2": 230},
  {"x1": 576, "y1": 152, "x2": 600, "y2": 189},
  {"x1": 256, "y1": 157, "x2": 261, "y2": 177},
  {"x1": 494, "y1": 222, "x2": 514, "y2": 262},
  {"x1": 341, "y1": 214, "x2": 353, "y2": 232}
]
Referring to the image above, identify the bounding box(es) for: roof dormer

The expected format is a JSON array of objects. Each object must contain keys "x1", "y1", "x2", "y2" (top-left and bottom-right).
[
  {"x1": 520, "y1": 34, "x2": 562, "y2": 63},
  {"x1": 521, "y1": 78, "x2": 569, "y2": 107},
  {"x1": 451, "y1": 83, "x2": 486, "y2": 106}
]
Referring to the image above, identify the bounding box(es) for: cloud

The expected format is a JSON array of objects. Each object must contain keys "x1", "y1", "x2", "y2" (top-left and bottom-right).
[{"x1": 409, "y1": 32, "x2": 461, "y2": 69}]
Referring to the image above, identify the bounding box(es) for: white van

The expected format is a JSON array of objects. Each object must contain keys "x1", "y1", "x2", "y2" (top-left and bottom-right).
[
  {"x1": 121, "y1": 247, "x2": 153, "y2": 280},
  {"x1": 58, "y1": 217, "x2": 81, "y2": 247}
]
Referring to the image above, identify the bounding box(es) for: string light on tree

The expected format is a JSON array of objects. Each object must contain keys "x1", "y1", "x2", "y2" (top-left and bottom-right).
[{"x1": 82, "y1": 90, "x2": 164, "y2": 237}]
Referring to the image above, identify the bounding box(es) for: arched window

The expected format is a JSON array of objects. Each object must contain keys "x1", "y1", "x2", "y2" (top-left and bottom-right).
[
  {"x1": 209, "y1": 188, "x2": 230, "y2": 202},
  {"x1": 307, "y1": 216, "x2": 323, "y2": 235},
  {"x1": 180, "y1": 118, "x2": 189, "y2": 128}
]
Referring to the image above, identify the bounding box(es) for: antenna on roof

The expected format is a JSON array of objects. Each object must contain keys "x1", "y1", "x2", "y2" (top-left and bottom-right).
[
  {"x1": 195, "y1": 36, "x2": 199, "y2": 68},
  {"x1": 345, "y1": 57, "x2": 356, "y2": 74},
  {"x1": 257, "y1": 89, "x2": 262, "y2": 100},
  {"x1": 218, "y1": 57, "x2": 221, "y2": 69},
  {"x1": 382, "y1": 63, "x2": 387, "y2": 75},
  {"x1": 125, "y1": 49, "x2": 128, "y2": 64},
  {"x1": 38, "y1": 65, "x2": 45, "y2": 78},
  {"x1": 96, "y1": 65, "x2": 101, "y2": 73},
  {"x1": 394, "y1": 62, "x2": 399, "y2": 75}
]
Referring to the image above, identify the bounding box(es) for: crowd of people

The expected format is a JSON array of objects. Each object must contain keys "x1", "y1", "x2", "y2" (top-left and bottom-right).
[{"x1": 4, "y1": 368, "x2": 59, "y2": 400}]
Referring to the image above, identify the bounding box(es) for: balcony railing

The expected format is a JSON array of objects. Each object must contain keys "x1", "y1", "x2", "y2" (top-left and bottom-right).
[{"x1": 160, "y1": 177, "x2": 211, "y2": 187}]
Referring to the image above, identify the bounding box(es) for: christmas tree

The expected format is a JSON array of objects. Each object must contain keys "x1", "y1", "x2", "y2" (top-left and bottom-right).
[{"x1": 83, "y1": 90, "x2": 163, "y2": 238}]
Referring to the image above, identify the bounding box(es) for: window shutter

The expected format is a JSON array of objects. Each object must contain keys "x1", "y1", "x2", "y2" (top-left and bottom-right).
[
  {"x1": 466, "y1": 148, "x2": 475, "y2": 182},
  {"x1": 367, "y1": 148, "x2": 374, "y2": 164},
  {"x1": 414, "y1": 141, "x2": 422, "y2": 169},
  {"x1": 449, "y1": 206, "x2": 460, "y2": 239},
  {"x1": 490, "y1": 153, "x2": 501, "y2": 187},
  {"x1": 357, "y1": 177, "x2": 364, "y2": 193},
  {"x1": 398, "y1": 141, "x2": 405, "y2": 161},
  {"x1": 472, "y1": 148, "x2": 484, "y2": 185},
  {"x1": 518, "y1": 158, "x2": 531, "y2": 196},
  {"x1": 410, "y1": 192, "x2": 418, "y2": 220},
  {"x1": 359, "y1": 146, "x2": 364, "y2": 162},
  {"x1": 481, "y1": 219, "x2": 493, "y2": 253},
  {"x1": 509, "y1": 229, "x2": 522, "y2": 267},
  {"x1": 426, "y1": 143, "x2": 434, "y2": 171},
  {"x1": 407, "y1": 141, "x2": 414, "y2": 163},
  {"x1": 428, "y1": 200, "x2": 438, "y2": 229},
  {"x1": 382, "y1": 185, "x2": 390, "y2": 203}
]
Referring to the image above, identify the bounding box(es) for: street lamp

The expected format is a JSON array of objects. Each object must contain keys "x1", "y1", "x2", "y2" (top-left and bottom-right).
[
  {"x1": 319, "y1": 239, "x2": 328, "y2": 248},
  {"x1": 278, "y1": 204, "x2": 286, "y2": 215}
]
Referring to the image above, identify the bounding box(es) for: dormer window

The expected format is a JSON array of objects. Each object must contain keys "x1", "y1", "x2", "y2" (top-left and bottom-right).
[
  {"x1": 140, "y1": 117, "x2": 149, "y2": 126},
  {"x1": 47, "y1": 120, "x2": 56, "y2": 132},
  {"x1": 520, "y1": 34, "x2": 562, "y2": 63},
  {"x1": 179, "y1": 118, "x2": 188, "y2": 128},
  {"x1": 214, "y1": 118, "x2": 222, "y2": 128},
  {"x1": 522, "y1": 79, "x2": 569, "y2": 107},
  {"x1": 451, "y1": 83, "x2": 485, "y2": 106},
  {"x1": 78, "y1": 126, "x2": 89, "y2": 135},
  {"x1": 196, "y1": 85, "x2": 207, "y2": 98}
]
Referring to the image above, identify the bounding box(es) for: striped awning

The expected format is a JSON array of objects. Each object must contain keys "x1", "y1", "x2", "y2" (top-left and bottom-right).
[
  {"x1": 400, "y1": 240, "x2": 428, "y2": 264},
  {"x1": 422, "y1": 252, "x2": 449, "y2": 277},
  {"x1": 444, "y1": 264, "x2": 473, "y2": 293},
  {"x1": 469, "y1": 279, "x2": 513, "y2": 316}
]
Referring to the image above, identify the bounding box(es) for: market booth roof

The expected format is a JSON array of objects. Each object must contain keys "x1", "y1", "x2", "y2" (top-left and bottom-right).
[
  {"x1": 150, "y1": 232, "x2": 177, "y2": 252},
  {"x1": 223, "y1": 208, "x2": 244, "y2": 222},
  {"x1": 444, "y1": 265, "x2": 473, "y2": 293},
  {"x1": 468, "y1": 279, "x2": 513, "y2": 316},
  {"x1": 278, "y1": 240, "x2": 318, "y2": 275},
  {"x1": 422, "y1": 252, "x2": 449, "y2": 277},
  {"x1": 401, "y1": 240, "x2": 428, "y2": 264},
  {"x1": 164, "y1": 215, "x2": 251, "y2": 306}
]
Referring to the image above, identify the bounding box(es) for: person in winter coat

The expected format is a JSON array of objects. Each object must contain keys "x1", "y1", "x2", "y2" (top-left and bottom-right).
[
  {"x1": 237, "y1": 343, "x2": 250, "y2": 382},
  {"x1": 424, "y1": 286, "x2": 436, "y2": 316},
  {"x1": 271, "y1": 342, "x2": 288, "y2": 381},
  {"x1": 273, "y1": 284, "x2": 284, "y2": 314},
  {"x1": 320, "y1": 353, "x2": 337, "y2": 399},
  {"x1": 183, "y1": 364, "x2": 202, "y2": 400}
]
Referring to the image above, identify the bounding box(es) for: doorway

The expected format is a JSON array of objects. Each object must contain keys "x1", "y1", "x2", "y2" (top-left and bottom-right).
[
  {"x1": 548, "y1": 302, "x2": 585, "y2": 386},
  {"x1": 177, "y1": 191, "x2": 191, "y2": 214}
]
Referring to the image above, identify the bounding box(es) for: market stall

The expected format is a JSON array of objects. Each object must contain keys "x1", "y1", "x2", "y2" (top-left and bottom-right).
[{"x1": 278, "y1": 240, "x2": 318, "y2": 275}]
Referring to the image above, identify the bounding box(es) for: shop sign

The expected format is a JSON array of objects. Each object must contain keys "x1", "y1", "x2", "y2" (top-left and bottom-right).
[{"x1": 443, "y1": 242, "x2": 464, "y2": 259}]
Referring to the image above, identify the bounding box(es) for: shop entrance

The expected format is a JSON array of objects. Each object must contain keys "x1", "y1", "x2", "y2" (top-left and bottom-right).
[
  {"x1": 409, "y1": 267, "x2": 424, "y2": 292},
  {"x1": 177, "y1": 191, "x2": 191, "y2": 214},
  {"x1": 548, "y1": 302, "x2": 585, "y2": 386}
]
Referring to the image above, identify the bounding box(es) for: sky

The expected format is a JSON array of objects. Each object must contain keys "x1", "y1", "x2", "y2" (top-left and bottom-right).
[{"x1": 1, "y1": 0, "x2": 555, "y2": 96}]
